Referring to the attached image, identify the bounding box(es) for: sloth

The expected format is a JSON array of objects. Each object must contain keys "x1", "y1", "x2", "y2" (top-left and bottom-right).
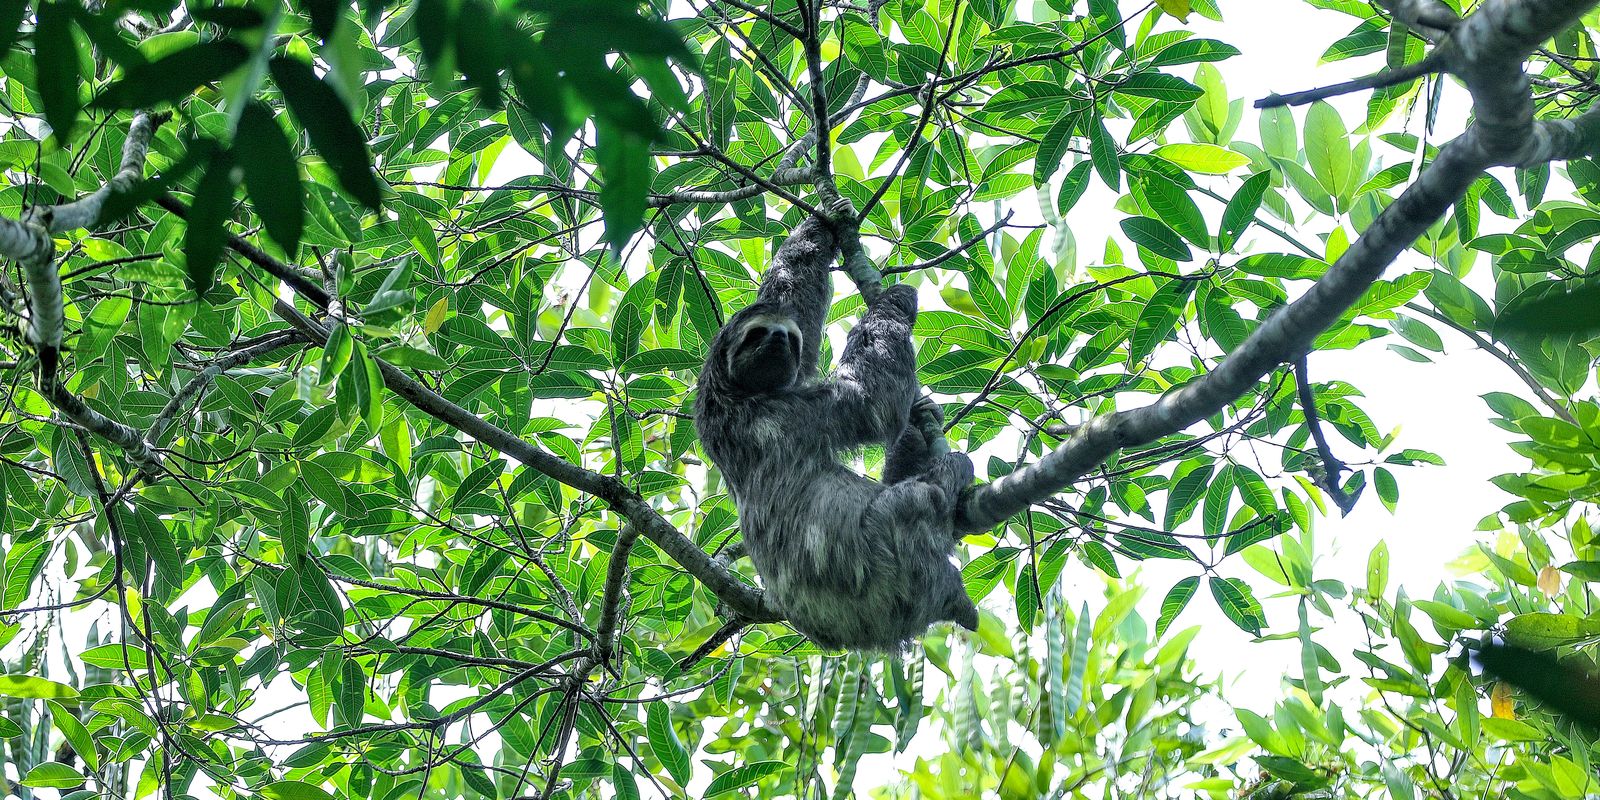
[{"x1": 694, "y1": 200, "x2": 978, "y2": 651}]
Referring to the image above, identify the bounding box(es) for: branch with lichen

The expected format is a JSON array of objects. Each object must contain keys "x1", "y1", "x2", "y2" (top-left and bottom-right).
[{"x1": 0, "y1": 111, "x2": 171, "y2": 471}]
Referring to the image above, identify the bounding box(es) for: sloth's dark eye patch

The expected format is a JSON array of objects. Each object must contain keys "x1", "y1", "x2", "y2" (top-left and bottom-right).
[{"x1": 741, "y1": 326, "x2": 766, "y2": 350}]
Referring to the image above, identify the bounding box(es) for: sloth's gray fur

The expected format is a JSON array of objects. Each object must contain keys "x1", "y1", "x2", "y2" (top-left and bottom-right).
[{"x1": 694, "y1": 210, "x2": 977, "y2": 651}]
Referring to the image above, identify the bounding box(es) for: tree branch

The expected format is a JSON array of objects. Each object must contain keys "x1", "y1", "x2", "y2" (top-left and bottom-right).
[
  {"x1": 164, "y1": 204, "x2": 784, "y2": 623},
  {"x1": 1257, "y1": 53, "x2": 1443, "y2": 109},
  {"x1": 1294, "y1": 356, "x2": 1362, "y2": 516},
  {"x1": 595, "y1": 524, "x2": 640, "y2": 663},
  {"x1": 0, "y1": 111, "x2": 167, "y2": 375},
  {"x1": 148, "y1": 331, "x2": 306, "y2": 444},
  {"x1": 954, "y1": 0, "x2": 1600, "y2": 534}
]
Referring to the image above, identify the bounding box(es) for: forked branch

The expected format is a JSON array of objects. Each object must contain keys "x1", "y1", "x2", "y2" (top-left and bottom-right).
[{"x1": 955, "y1": 0, "x2": 1600, "y2": 534}]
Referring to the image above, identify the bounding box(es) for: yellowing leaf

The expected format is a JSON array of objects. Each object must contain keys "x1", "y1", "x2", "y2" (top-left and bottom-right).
[
  {"x1": 1490, "y1": 681, "x2": 1515, "y2": 719},
  {"x1": 423, "y1": 297, "x2": 449, "y2": 334},
  {"x1": 1156, "y1": 0, "x2": 1191, "y2": 21},
  {"x1": 1537, "y1": 565, "x2": 1562, "y2": 598}
]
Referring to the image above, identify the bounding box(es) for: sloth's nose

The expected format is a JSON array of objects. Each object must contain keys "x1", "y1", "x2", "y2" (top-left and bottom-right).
[{"x1": 749, "y1": 325, "x2": 788, "y2": 350}]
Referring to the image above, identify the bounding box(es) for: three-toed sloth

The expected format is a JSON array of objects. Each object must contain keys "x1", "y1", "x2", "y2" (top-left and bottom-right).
[{"x1": 694, "y1": 200, "x2": 977, "y2": 651}]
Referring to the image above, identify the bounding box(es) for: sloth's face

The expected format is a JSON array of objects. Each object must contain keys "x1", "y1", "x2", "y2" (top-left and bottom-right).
[{"x1": 727, "y1": 312, "x2": 801, "y2": 393}]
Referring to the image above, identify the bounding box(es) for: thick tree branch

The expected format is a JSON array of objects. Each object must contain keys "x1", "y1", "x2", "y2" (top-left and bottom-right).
[
  {"x1": 0, "y1": 112, "x2": 166, "y2": 373},
  {"x1": 955, "y1": 0, "x2": 1600, "y2": 534}
]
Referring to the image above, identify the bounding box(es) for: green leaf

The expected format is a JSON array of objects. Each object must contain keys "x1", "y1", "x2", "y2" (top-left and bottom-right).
[
  {"x1": 1209, "y1": 576, "x2": 1264, "y2": 635},
  {"x1": 1152, "y1": 143, "x2": 1248, "y2": 174},
  {"x1": 1056, "y1": 161, "x2": 1094, "y2": 214},
  {"x1": 1303, "y1": 100, "x2": 1351, "y2": 198},
  {"x1": 1218, "y1": 171, "x2": 1269, "y2": 252},
  {"x1": 120, "y1": 505, "x2": 183, "y2": 588},
  {"x1": 237, "y1": 101, "x2": 304, "y2": 255},
  {"x1": 1155, "y1": 577, "x2": 1198, "y2": 638},
  {"x1": 92, "y1": 40, "x2": 249, "y2": 109},
  {"x1": 260, "y1": 780, "x2": 336, "y2": 800},
  {"x1": 22, "y1": 762, "x2": 84, "y2": 789},
  {"x1": 185, "y1": 146, "x2": 238, "y2": 293},
  {"x1": 0, "y1": 675, "x2": 79, "y2": 700},
  {"x1": 454, "y1": 0, "x2": 507, "y2": 105},
  {"x1": 270, "y1": 56, "x2": 382, "y2": 209},
  {"x1": 1064, "y1": 602, "x2": 1091, "y2": 715},
  {"x1": 1136, "y1": 177, "x2": 1208, "y2": 247},
  {"x1": 338, "y1": 659, "x2": 364, "y2": 725},
  {"x1": 646, "y1": 702, "x2": 691, "y2": 784},
  {"x1": 78, "y1": 296, "x2": 131, "y2": 363},
  {"x1": 1497, "y1": 279, "x2": 1600, "y2": 337},
  {"x1": 1146, "y1": 38, "x2": 1240, "y2": 67},
  {"x1": 0, "y1": 0, "x2": 27, "y2": 58},
  {"x1": 34, "y1": 2, "x2": 80, "y2": 141},
  {"x1": 1088, "y1": 116, "x2": 1121, "y2": 189},
  {"x1": 620, "y1": 348, "x2": 700, "y2": 374},
  {"x1": 596, "y1": 120, "x2": 652, "y2": 251},
  {"x1": 1034, "y1": 106, "x2": 1081, "y2": 183},
  {"x1": 1503, "y1": 612, "x2": 1600, "y2": 650},
  {"x1": 1130, "y1": 278, "x2": 1198, "y2": 365},
  {"x1": 49, "y1": 699, "x2": 97, "y2": 771},
  {"x1": 705, "y1": 761, "x2": 790, "y2": 796},
  {"x1": 1479, "y1": 716, "x2": 1546, "y2": 741},
  {"x1": 507, "y1": 35, "x2": 573, "y2": 140},
  {"x1": 1115, "y1": 72, "x2": 1203, "y2": 102},
  {"x1": 375, "y1": 345, "x2": 449, "y2": 371},
  {"x1": 1120, "y1": 216, "x2": 1191, "y2": 261},
  {"x1": 79, "y1": 643, "x2": 152, "y2": 671},
  {"x1": 1367, "y1": 540, "x2": 1389, "y2": 598}
]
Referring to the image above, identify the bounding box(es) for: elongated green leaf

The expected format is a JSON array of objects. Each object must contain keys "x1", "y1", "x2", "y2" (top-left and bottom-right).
[
  {"x1": 1209, "y1": 576, "x2": 1265, "y2": 635},
  {"x1": 22, "y1": 763, "x2": 84, "y2": 789},
  {"x1": 260, "y1": 781, "x2": 336, "y2": 800},
  {"x1": 1130, "y1": 278, "x2": 1198, "y2": 365},
  {"x1": 1064, "y1": 602, "x2": 1091, "y2": 715},
  {"x1": 1121, "y1": 216, "x2": 1191, "y2": 261},
  {"x1": 1497, "y1": 278, "x2": 1600, "y2": 337},
  {"x1": 705, "y1": 761, "x2": 789, "y2": 796},
  {"x1": 0, "y1": 675, "x2": 79, "y2": 700},
  {"x1": 1137, "y1": 178, "x2": 1208, "y2": 247},
  {"x1": 93, "y1": 40, "x2": 249, "y2": 109},
  {"x1": 1155, "y1": 577, "x2": 1199, "y2": 638},
  {"x1": 646, "y1": 702, "x2": 691, "y2": 784},
  {"x1": 237, "y1": 101, "x2": 304, "y2": 255},
  {"x1": 1152, "y1": 142, "x2": 1248, "y2": 174},
  {"x1": 34, "y1": 2, "x2": 80, "y2": 141},
  {"x1": 1219, "y1": 170, "x2": 1270, "y2": 252},
  {"x1": 455, "y1": 0, "x2": 507, "y2": 105},
  {"x1": 1034, "y1": 106, "x2": 1080, "y2": 183},
  {"x1": 596, "y1": 120, "x2": 651, "y2": 251},
  {"x1": 0, "y1": 0, "x2": 26, "y2": 57},
  {"x1": 185, "y1": 146, "x2": 238, "y2": 293},
  {"x1": 1056, "y1": 160, "x2": 1094, "y2": 214},
  {"x1": 270, "y1": 56, "x2": 382, "y2": 209},
  {"x1": 1115, "y1": 71, "x2": 1203, "y2": 102}
]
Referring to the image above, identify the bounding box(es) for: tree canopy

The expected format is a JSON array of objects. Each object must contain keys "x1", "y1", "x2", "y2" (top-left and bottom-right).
[{"x1": 1, "y1": 0, "x2": 1600, "y2": 798}]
